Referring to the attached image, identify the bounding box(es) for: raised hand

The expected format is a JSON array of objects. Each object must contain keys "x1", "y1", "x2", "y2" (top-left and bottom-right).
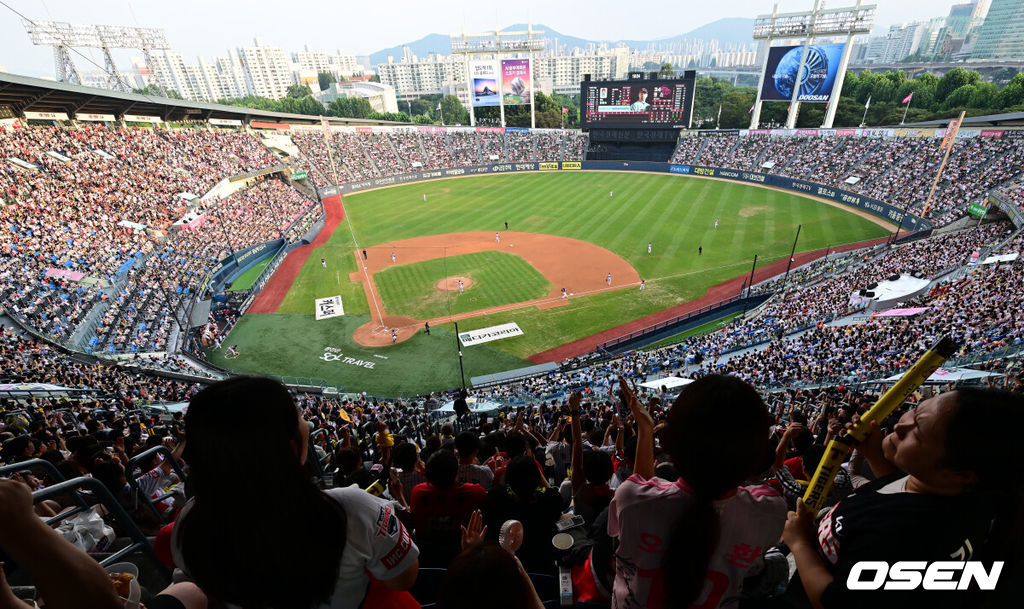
[{"x1": 460, "y1": 509, "x2": 488, "y2": 549}]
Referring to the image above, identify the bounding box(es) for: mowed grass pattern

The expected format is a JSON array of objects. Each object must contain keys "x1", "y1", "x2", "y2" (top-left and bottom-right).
[
  {"x1": 375, "y1": 251, "x2": 552, "y2": 319},
  {"x1": 224, "y1": 172, "x2": 889, "y2": 393},
  {"x1": 227, "y1": 256, "x2": 272, "y2": 292}
]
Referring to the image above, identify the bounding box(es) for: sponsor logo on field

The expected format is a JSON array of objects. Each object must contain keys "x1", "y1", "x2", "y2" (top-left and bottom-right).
[
  {"x1": 458, "y1": 322, "x2": 524, "y2": 346},
  {"x1": 561, "y1": 161, "x2": 582, "y2": 170},
  {"x1": 315, "y1": 296, "x2": 344, "y2": 320},
  {"x1": 319, "y1": 347, "x2": 375, "y2": 369},
  {"x1": 670, "y1": 165, "x2": 691, "y2": 174},
  {"x1": 539, "y1": 162, "x2": 559, "y2": 171}
]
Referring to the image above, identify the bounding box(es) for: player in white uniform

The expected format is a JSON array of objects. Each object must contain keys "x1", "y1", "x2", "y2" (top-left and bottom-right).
[{"x1": 608, "y1": 375, "x2": 785, "y2": 609}]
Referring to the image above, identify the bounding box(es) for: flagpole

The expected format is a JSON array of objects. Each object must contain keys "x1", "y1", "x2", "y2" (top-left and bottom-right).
[
  {"x1": 716, "y1": 104, "x2": 722, "y2": 130},
  {"x1": 900, "y1": 95, "x2": 911, "y2": 125},
  {"x1": 860, "y1": 97, "x2": 870, "y2": 127},
  {"x1": 920, "y1": 110, "x2": 966, "y2": 218}
]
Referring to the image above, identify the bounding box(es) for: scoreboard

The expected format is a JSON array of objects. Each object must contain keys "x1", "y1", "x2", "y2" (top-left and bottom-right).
[{"x1": 581, "y1": 76, "x2": 695, "y2": 129}]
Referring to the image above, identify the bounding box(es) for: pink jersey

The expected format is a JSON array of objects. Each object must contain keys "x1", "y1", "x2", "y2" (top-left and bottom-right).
[{"x1": 608, "y1": 475, "x2": 786, "y2": 609}]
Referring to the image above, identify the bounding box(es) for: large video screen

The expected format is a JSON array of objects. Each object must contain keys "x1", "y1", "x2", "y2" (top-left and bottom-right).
[
  {"x1": 760, "y1": 43, "x2": 845, "y2": 103},
  {"x1": 582, "y1": 78, "x2": 695, "y2": 129}
]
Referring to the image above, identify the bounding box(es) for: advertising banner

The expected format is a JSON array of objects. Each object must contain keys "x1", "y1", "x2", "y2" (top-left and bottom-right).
[
  {"x1": 760, "y1": 43, "x2": 845, "y2": 102},
  {"x1": 209, "y1": 118, "x2": 243, "y2": 127},
  {"x1": 123, "y1": 114, "x2": 163, "y2": 124},
  {"x1": 458, "y1": 322, "x2": 523, "y2": 346},
  {"x1": 501, "y1": 59, "x2": 531, "y2": 105},
  {"x1": 471, "y1": 61, "x2": 501, "y2": 107},
  {"x1": 980, "y1": 129, "x2": 1005, "y2": 139},
  {"x1": 315, "y1": 295, "x2": 344, "y2": 320},
  {"x1": 940, "y1": 119, "x2": 962, "y2": 150},
  {"x1": 23, "y1": 111, "x2": 69, "y2": 121}
]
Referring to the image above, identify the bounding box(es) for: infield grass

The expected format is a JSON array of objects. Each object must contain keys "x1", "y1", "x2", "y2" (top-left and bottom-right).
[
  {"x1": 375, "y1": 251, "x2": 552, "y2": 319},
  {"x1": 220, "y1": 171, "x2": 890, "y2": 394}
]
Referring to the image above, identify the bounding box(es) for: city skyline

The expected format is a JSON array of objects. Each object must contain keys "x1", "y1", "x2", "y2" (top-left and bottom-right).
[{"x1": 1, "y1": 0, "x2": 972, "y2": 79}]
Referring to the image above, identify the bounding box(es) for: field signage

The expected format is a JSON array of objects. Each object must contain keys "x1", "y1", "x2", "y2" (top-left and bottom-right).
[
  {"x1": 459, "y1": 322, "x2": 523, "y2": 346},
  {"x1": 315, "y1": 295, "x2": 344, "y2": 320},
  {"x1": 539, "y1": 162, "x2": 559, "y2": 171}
]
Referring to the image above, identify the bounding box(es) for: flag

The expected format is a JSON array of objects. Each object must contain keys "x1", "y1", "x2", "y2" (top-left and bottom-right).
[
  {"x1": 717, "y1": 104, "x2": 722, "y2": 121},
  {"x1": 436, "y1": 102, "x2": 442, "y2": 111},
  {"x1": 902, "y1": 92, "x2": 913, "y2": 104},
  {"x1": 748, "y1": 104, "x2": 754, "y2": 113},
  {"x1": 562, "y1": 107, "x2": 568, "y2": 114},
  {"x1": 865, "y1": 95, "x2": 871, "y2": 109}
]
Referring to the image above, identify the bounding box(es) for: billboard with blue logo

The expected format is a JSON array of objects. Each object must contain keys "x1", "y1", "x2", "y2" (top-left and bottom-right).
[{"x1": 760, "y1": 43, "x2": 845, "y2": 103}]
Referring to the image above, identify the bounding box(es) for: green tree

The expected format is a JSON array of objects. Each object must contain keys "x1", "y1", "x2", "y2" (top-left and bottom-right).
[
  {"x1": 439, "y1": 94, "x2": 468, "y2": 125},
  {"x1": 369, "y1": 74, "x2": 381, "y2": 83},
  {"x1": 367, "y1": 111, "x2": 410, "y2": 122},
  {"x1": 133, "y1": 84, "x2": 182, "y2": 99},
  {"x1": 412, "y1": 114, "x2": 435, "y2": 125},
  {"x1": 286, "y1": 84, "x2": 313, "y2": 99},
  {"x1": 317, "y1": 71, "x2": 337, "y2": 91},
  {"x1": 936, "y1": 68, "x2": 979, "y2": 103},
  {"x1": 658, "y1": 62, "x2": 675, "y2": 78},
  {"x1": 410, "y1": 99, "x2": 433, "y2": 116}
]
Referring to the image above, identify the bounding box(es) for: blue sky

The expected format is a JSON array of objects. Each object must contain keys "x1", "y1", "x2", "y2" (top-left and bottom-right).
[{"x1": 0, "y1": 0, "x2": 967, "y2": 78}]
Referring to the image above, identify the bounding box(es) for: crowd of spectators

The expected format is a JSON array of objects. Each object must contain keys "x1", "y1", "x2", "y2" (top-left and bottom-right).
[
  {"x1": 0, "y1": 124, "x2": 282, "y2": 346},
  {"x1": 90, "y1": 178, "x2": 319, "y2": 353},
  {"x1": 292, "y1": 129, "x2": 589, "y2": 184},
  {"x1": 672, "y1": 132, "x2": 1024, "y2": 227}
]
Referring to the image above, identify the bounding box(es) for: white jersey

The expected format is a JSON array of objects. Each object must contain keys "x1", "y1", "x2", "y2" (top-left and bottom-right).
[
  {"x1": 608, "y1": 475, "x2": 785, "y2": 609},
  {"x1": 172, "y1": 487, "x2": 418, "y2": 609}
]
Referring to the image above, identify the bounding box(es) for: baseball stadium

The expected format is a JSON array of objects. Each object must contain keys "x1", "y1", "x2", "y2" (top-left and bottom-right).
[{"x1": 2, "y1": 3, "x2": 1024, "y2": 608}]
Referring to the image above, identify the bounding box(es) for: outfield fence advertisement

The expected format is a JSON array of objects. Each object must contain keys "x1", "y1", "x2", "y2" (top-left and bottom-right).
[
  {"x1": 459, "y1": 323, "x2": 524, "y2": 346},
  {"x1": 760, "y1": 43, "x2": 845, "y2": 103}
]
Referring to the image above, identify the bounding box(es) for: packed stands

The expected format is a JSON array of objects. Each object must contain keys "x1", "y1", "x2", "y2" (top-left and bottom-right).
[{"x1": 671, "y1": 131, "x2": 1024, "y2": 227}]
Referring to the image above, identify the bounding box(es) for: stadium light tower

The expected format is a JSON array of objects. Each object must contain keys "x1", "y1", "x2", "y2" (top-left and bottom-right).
[
  {"x1": 22, "y1": 19, "x2": 171, "y2": 91},
  {"x1": 451, "y1": 25, "x2": 545, "y2": 128},
  {"x1": 750, "y1": 1, "x2": 874, "y2": 129}
]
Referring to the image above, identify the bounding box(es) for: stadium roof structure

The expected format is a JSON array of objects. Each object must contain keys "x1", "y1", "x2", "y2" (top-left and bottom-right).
[
  {"x1": 0, "y1": 71, "x2": 408, "y2": 126},
  {"x1": 902, "y1": 111, "x2": 1024, "y2": 128}
]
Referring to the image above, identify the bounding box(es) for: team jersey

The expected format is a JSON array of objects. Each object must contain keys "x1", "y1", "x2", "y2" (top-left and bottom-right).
[
  {"x1": 799, "y1": 473, "x2": 998, "y2": 609},
  {"x1": 172, "y1": 487, "x2": 418, "y2": 609},
  {"x1": 608, "y1": 475, "x2": 786, "y2": 609}
]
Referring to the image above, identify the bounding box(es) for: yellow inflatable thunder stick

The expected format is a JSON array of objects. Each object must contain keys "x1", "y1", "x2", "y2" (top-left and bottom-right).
[{"x1": 801, "y1": 336, "x2": 959, "y2": 512}]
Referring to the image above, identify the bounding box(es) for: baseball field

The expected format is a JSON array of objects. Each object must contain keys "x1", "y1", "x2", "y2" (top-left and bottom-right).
[{"x1": 206, "y1": 171, "x2": 892, "y2": 396}]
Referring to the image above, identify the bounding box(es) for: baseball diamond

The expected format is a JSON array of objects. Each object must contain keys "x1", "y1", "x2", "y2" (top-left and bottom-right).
[{"x1": 211, "y1": 171, "x2": 891, "y2": 394}]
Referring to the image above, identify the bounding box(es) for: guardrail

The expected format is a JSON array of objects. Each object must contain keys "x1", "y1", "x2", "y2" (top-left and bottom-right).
[{"x1": 597, "y1": 293, "x2": 771, "y2": 354}]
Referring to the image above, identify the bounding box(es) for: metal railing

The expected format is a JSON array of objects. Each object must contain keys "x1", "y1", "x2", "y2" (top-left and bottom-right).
[{"x1": 125, "y1": 446, "x2": 187, "y2": 527}]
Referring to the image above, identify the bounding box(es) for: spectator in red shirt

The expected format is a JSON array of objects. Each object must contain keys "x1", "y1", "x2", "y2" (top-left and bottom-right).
[{"x1": 410, "y1": 449, "x2": 487, "y2": 567}]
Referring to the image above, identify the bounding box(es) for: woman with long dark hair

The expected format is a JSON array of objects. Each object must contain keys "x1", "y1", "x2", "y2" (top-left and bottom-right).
[
  {"x1": 609, "y1": 375, "x2": 786, "y2": 608},
  {"x1": 172, "y1": 377, "x2": 418, "y2": 609}
]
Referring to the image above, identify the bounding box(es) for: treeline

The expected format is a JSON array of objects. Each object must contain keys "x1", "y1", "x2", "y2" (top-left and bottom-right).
[
  {"x1": 694, "y1": 67, "x2": 1024, "y2": 129},
  {"x1": 213, "y1": 86, "x2": 579, "y2": 128}
]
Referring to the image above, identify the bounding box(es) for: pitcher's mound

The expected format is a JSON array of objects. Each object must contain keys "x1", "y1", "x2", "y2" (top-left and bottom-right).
[
  {"x1": 436, "y1": 276, "x2": 473, "y2": 291},
  {"x1": 353, "y1": 316, "x2": 421, "y2": 347}
]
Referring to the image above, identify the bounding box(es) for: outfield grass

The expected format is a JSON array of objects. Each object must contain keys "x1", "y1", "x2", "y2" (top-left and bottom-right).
[
  {"x1": 220, "y1": 171, "x2": 890, "y2": 394},
  {"x1": 227, "y1": 257, "x2": 272, "y2": 291},
  {"x1": 375, "y1": 251, "x2": 552, "y2": 319}
]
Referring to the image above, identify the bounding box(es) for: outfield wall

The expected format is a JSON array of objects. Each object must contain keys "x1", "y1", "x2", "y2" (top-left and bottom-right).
[{"x1": 317, "y1": 161, "x2": 930, "y2": 231}]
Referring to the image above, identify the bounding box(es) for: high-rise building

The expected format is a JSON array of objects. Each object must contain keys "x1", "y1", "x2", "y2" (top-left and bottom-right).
[
  {"x1": 971, "y1": 0, "x2": 1024, "y2": 59},
  {"x1": 237, "y1": 39, "x2": 293, "y2": 99},
  {"x1": 294, "y1": 46, "x2": 361, "y2": 80}
]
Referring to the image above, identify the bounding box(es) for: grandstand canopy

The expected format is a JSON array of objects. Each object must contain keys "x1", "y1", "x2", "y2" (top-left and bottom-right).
[
  {"x1": 0, "y1": 71, "x2": 407, "y2": 126},
  {"x1": 903, "y1": 111, "x2": 1024, "y2": 128}
]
